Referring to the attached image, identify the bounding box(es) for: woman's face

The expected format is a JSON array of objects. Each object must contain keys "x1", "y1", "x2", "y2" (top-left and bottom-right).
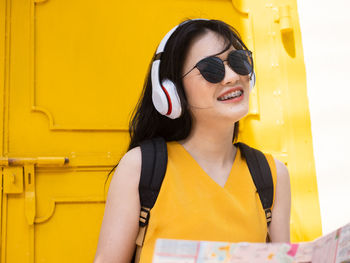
[{"x1": 182, "y1": 30, "x2": 251, "y2": 125}]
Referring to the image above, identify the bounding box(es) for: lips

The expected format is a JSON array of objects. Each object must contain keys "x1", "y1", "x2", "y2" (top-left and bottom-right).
[{"x1": 217, "y1": 87, "x2": 244, "y2": 101}]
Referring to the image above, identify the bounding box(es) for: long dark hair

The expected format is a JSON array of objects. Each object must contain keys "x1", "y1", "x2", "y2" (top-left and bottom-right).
[{"x1": 128, "y1": 19, "x2": 250, "y2": 150}]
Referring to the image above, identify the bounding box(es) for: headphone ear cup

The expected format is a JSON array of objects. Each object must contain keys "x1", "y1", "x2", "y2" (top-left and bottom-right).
[
  {"x1": 151, "y1": 60, "x2": 169, "y2": 115},
  {"x1": 249, "y1": 71, "x2": 256, "y2": 90},
  {"x1": 152, "y1": 86, "x2": 169, "y2": 116},
  {"x1": 161, "y1": 79, "x2": 182, "y2": 119}
]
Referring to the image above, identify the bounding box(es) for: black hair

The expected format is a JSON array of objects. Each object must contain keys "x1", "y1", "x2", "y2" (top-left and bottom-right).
[{"x1": 128, "y1": 19, "x2": 250, "y2": 150}]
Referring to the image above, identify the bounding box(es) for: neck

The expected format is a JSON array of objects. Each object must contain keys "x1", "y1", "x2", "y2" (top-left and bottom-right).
[{"x1": 179, "y1": 119, "x2": 236, "y2": 167}]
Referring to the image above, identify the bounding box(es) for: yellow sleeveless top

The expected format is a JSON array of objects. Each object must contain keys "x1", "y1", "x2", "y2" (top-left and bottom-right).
[{"x1": 139, "y1": 141, "x2": 277, "y2": 262}]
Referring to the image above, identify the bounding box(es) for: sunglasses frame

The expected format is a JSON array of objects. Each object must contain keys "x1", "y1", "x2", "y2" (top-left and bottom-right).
[{"x1": 182, "y1": 49, "x2": 253, "y2": 83}]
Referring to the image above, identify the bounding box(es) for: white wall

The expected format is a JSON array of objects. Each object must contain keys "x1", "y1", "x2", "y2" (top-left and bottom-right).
[{"x1": 297, "y1": 0, "x2": 350, "y2": 235}]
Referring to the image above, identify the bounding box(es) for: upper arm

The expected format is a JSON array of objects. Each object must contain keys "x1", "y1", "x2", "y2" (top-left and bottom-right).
[
  {"x1": 94, "y1": 147, "x2": 142, "y2": 263},
  {"x1": 269, "y1": 158, "x2": 291, "y2": 242}
]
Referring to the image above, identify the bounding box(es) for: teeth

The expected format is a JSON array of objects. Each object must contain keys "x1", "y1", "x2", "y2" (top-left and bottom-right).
[{"x1": 218, "y1": 90, "x2": 243, "y2": 101}]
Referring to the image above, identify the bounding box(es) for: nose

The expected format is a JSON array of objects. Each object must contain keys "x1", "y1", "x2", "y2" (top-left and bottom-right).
[{"x1": 221, "y1": 63, "x2": 240, "y2": 85}]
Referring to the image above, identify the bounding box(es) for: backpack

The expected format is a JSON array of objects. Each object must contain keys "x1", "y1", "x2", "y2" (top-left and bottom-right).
[{"x1": 133, "y1": 137, "x2": 274, "y2": 262}]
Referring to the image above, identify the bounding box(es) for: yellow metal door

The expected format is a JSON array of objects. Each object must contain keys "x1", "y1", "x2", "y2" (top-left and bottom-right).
[
  {"x1": 1, "y1": 0, "x2": 128, "y2": 262},
  {"x1": 0, "y1": 0, "x2": 321, "y2": 262}
]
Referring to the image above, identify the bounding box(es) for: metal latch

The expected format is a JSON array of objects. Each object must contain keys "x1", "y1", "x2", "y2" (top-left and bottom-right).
[
  {"x1": 0, "y1": 157, "x2": 68, "y2": 167},
  {"x1": 1, "y1": 156, "x2": 69, "y2": 224}
]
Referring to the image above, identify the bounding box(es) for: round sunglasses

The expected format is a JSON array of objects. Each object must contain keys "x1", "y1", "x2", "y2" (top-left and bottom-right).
[{"x1": 182, "y1": 50, "x2": 253, "y2": 83}]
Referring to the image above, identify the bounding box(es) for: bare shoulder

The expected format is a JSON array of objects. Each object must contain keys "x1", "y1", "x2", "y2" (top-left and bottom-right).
[
  {"x1": 104, "y1": 146, "x2": 142, "y2": 213},
  {"x1": 274, "y1": 158, "x2": 290, "y2": 181},
  {"x1": 118, "y1": 147, "x2": 142, "y2": 176},
  {"x1": 119, "y1": 146, "x2": 142, "y2": 171},
  {"x1": 273, "y1": 158, "x2": 291, "y2": 201},
  {"x1": 110, "y1": 146, "x2": 142, "y2": 190},
  {"x1": 122, "y1": 146, "x2": 142, "y2": 163}
]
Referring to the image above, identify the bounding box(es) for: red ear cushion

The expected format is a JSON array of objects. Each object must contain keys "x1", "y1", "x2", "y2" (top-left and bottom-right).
[{"x1": 161, "y1": 85, "x2": 172, "y2": 115}]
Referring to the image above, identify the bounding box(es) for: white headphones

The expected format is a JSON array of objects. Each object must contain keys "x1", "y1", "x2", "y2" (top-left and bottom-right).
[{"x1": 151, "y1": 19, "x2": 256, "y2": 119}]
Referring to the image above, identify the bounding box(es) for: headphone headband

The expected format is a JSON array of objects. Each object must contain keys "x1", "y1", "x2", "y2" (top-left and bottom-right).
[{"x1": 155, "y1": 19, "x2": 209, "y2": 56}]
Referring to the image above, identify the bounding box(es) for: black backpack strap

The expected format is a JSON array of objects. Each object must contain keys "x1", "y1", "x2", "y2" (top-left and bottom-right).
[
  {"x1": 134, "y1": 137, "x2": 168, "y2": 263},
  {"x1": 138, "y1": 137, "x2": 168, "y2": 226},
  {"x1": 236, "y1": 142, "x2": 274, "y2": 227}
]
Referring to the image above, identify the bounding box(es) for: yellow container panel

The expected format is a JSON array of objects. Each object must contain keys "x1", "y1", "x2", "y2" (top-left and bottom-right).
[{"x1": 0, "y1": 0, "x2": 322, "y2": 262}]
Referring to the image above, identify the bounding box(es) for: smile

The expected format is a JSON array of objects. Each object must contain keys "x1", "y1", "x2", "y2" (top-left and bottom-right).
[{"x1": 217, "y1": 90, "x2": 243, "y2": 101}]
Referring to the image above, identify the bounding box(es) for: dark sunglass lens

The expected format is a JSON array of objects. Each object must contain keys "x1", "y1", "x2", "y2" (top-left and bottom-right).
[
  {"x1": 228, "y1": 50, "x2": 253, "y2": 75},
  {"x1": 196, "y1": 57, "x2": 225, "y2": 83}
]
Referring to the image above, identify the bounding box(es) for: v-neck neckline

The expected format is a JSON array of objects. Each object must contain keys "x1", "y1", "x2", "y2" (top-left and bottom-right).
[{"x1": 173, "y1": 141, "x2": 240, "y2": 189}]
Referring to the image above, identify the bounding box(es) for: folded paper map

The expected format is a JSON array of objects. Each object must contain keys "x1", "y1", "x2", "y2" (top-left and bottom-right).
[{"x1": 153, "y1": 223, "x2": 350, "y2": 262}]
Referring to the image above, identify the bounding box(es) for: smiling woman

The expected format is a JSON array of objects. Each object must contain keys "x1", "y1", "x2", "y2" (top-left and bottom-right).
[{"x1": 93, "y1": 19, "x2": 291, "y2": 263}]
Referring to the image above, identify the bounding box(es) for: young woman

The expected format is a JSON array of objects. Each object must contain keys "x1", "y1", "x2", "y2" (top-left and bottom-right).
[{"x1": 94, "y1": 19, "x2": 291, "y2": 263}]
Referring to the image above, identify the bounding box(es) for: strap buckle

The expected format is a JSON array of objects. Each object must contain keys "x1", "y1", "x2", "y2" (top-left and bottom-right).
[
  {"x1": 139, "y1": 206, "x2": 150, "y2": 227},
  {"x1": 264, "y1": 208, "x2": 272, "y2": 225}
]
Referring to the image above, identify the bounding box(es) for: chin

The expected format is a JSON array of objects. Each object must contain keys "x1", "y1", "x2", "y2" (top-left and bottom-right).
[
  {"x1": 214, "y1": 111, "x2": 248, "y2": 125},
  {"x1": 221, "y1": 104, "x2": 249, "y2": 122},
  {"x1": 193, "y1": 102, "x2": 250, "y2": 124}
]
